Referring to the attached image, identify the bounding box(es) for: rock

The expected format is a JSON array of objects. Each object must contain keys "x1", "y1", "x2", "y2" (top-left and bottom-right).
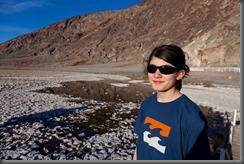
[{"x1": 0, "y1": 0, "x2": 239, "y2": 68}]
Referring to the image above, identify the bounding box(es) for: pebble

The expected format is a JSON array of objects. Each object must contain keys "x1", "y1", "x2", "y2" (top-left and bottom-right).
[{"x1": 0, "y1": 75, "x2": 137, "y2": 160}]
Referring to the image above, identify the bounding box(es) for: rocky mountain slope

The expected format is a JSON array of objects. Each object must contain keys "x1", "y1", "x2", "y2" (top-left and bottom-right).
[{"x1": 0, "y1": 0, "x2": 240, "y2": 67}]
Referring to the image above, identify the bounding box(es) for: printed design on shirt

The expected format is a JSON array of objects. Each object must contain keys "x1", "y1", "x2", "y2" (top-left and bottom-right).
[
  {"x1": 144, "y1": 116, "x2": 171, "y2": 137},
  {"x1": 143, "y1": 116, "x2": 171, "y2": 154},
  {"x1": 144, "y1": 131, "x2": 166, "y2": 154}
]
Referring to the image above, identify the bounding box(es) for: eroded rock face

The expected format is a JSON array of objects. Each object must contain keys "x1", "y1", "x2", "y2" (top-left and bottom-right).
[{"x1": 0, "y1": 0, "x2": 240, "y2": 67}]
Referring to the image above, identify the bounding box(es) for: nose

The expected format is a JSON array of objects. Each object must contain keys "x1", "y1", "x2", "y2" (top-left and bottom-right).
[{"x1": 153, "y1": 68, "x2": 162, "y2": 78}]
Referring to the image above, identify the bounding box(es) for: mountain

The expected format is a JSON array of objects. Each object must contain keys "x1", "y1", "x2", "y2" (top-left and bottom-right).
[{"x1": 0, "y1": 0, "x2": 240, "y2": 68}]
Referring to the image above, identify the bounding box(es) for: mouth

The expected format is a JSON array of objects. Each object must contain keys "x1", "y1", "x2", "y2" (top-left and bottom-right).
[{"x1": 152, "y1": 80, "x2": 163, "y2": 84}]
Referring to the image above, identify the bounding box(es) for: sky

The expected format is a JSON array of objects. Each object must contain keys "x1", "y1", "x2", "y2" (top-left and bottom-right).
[{"x1": 0, "y1": 0, "x2": 141, "y2": 44}]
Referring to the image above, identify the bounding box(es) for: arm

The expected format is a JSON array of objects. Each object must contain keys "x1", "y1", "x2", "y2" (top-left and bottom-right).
[
  {"x1": 183, "y1": 112, "x2": 212, "y2": 160},
  {"x1": 185, "y1": 123, "x2": 212, "y2": 160},
  {"x1": 132, "y1": 147, "x2": 137, "y2": 160}
]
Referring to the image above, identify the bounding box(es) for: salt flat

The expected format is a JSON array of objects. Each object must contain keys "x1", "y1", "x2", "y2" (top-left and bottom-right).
[{"x1": 0, "y1": 68, "x2": 240, "y2": 160}]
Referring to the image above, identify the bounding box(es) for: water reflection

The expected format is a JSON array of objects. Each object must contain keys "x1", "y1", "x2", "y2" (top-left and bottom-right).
[{"x1": 36, "y1": 80, "x2": 153, "y2": 103}]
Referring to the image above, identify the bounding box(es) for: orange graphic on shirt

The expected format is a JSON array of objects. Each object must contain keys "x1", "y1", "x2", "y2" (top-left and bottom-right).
[{"x1": 144, "y1": 116, "x2": 171, "y2": 137}]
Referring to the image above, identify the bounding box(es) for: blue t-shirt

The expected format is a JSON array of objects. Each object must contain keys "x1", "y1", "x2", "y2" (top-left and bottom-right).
[{"x1": 134, "y1": 93, "x2": 212, "y2": 160}]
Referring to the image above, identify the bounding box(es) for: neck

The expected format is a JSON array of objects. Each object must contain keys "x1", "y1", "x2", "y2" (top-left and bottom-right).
[{"x1": 156, "y1": 89, "x2": 182, "y2": 103}]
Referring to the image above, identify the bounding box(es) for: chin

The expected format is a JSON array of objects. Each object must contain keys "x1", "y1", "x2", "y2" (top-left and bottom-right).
[{"x1": 152, "y1": 86, "x2": 164, "y2": 91}]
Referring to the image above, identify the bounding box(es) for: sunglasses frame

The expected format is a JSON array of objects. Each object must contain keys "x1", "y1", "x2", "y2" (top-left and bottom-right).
[{"x1": 147, "y1": 64, "x2": 177, "y2": 74}]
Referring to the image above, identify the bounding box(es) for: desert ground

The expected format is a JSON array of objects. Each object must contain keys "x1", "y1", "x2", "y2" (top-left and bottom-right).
[{"x1": 0, "y1": 63, "x2": 240, "y2": 160}]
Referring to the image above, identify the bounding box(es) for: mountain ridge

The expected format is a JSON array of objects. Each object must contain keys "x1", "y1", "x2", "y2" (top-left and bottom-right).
[{"x1": 0, "y1": 0, "x2": 240, "y2": 68}]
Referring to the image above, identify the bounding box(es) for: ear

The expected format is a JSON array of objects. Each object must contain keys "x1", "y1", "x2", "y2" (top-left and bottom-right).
[{"x1": 176, "y1": 70, "x2": 185, "y2": 80}]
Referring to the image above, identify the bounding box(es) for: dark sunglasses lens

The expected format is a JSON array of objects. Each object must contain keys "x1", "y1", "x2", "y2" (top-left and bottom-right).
[
  {"x1": 159, "y1": 66, "x2": 177, "y2": 74},
  {"x1": 147, "y1": 65, "x2": 177, "y2": 74},
  {"x1": 147, "y1": 65, "x2": 158, "y2": 73}
]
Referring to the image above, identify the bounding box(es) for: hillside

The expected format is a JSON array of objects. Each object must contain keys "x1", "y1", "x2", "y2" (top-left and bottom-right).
[{"x1": 0, "y1": 0, "x2": 240, "y2": 68}]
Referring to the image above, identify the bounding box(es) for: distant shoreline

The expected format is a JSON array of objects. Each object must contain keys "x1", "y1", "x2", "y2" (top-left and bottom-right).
[{"x1": 0, "y1": 64, "x2": 240, "y2": 88}]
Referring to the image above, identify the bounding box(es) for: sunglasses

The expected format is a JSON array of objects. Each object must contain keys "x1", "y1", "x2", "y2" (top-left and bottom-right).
[{"x1": 147, "y1": 64, "x2": 177, "y2": 74}]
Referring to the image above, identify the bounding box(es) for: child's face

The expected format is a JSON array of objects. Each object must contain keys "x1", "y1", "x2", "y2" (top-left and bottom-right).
[{"x1": 147, "y1": 56, "x2": 178, "y2": 92}]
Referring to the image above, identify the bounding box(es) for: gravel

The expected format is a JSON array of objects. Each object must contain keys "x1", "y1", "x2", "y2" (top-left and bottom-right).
[
  {"x1": 0, "y1": 70, "x2": 138, "y2": 160},
  {"x1": 0, "y1": 69, "x2": 240, "y2": 160}
]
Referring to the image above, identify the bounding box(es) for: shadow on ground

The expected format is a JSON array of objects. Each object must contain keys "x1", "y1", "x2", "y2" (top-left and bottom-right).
[{"x1": 33, "y1": 79, "x2": 231, "y2": 159}]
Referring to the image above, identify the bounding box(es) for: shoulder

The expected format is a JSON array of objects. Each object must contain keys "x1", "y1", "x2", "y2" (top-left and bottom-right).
[
  {"x1": 141, "y1": 93, "x2": 156, "y2": 106},
  {"x1": 180, "y1": 94, "x2": 207, "y2": 123},
  {"x1": 180, "y1": 94, "x2": 201, "y2": 112}
]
